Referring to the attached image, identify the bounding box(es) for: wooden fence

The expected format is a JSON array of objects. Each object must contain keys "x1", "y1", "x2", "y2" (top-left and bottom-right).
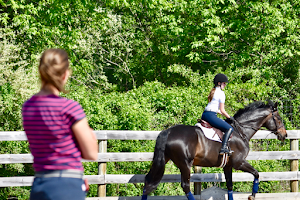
[{"x1": 0, "y1": 130, "x2": 300, "y2": 200}]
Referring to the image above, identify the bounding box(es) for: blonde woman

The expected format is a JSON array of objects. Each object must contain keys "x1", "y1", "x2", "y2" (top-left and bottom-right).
[{"x1": 22, "y1": 49, "x2": 98, "y2": 200}]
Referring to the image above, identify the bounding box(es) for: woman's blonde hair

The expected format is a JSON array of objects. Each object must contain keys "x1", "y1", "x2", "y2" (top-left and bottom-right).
[
  {"x1": 208, "y1": 87, "x2": 216, "y2": 102},
  {"x1": 39, "y1": 49, "x2": 69, "y2": 93}
]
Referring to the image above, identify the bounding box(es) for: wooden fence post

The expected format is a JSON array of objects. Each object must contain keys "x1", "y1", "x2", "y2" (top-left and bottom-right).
[
  {"x1": 98, "y1": 140, "x2": 107, "y2": 197},
  {"x1": 290, "y1": 138, "x2": 298, "y2": 192},
  {"x1": 194, "y1": 166, "x2": 202, "y2": 197}
]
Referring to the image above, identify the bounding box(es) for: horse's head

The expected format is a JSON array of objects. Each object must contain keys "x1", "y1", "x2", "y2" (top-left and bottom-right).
[
  {"x1": 262, "y1": 101, "x2": 287, "y2": 141},
  {"x1": 232, "y1": 100, "x2": 287, "y2": 141}
]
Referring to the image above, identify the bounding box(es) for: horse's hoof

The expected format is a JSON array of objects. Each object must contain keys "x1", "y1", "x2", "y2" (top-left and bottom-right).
[{"x1": 248, "y1": 195, "x2": 255, "y2": 200}]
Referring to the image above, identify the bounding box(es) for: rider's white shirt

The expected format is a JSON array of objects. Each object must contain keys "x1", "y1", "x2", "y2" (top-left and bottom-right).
[{"x1": 204, "y1": 87, "x2": 225, "y2": 112}]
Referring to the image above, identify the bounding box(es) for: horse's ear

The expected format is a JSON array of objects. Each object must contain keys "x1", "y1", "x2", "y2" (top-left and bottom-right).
[
  {"x1": 267, "y1": 99, "x2": 273, "y2": 106},
  {"x1": 271, "y1": 101, "x2": 278, "y2": 112},
  {"x1": 267, "y1": 100, "x2": 277, "y2": 111},
  {"x1": 273, "y1": 102, "x2": 278, "y2": 110}
]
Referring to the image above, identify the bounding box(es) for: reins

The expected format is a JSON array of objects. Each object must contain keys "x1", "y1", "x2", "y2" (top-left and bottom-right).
[
  {"x1": 231, "y1": 120, "x2": 249, "y2": 142},
  {"x1": 232, "y1": 108, "x2": 282, "y2": 141}
]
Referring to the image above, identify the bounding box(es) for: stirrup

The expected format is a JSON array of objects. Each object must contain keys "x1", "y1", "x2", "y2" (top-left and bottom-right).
[{"x1": 219, "y1": 147, "x2": 234, "y2": 156}]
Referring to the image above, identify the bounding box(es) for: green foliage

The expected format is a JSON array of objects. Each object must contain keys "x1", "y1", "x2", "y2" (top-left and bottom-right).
[
  {"x1": 0, "y1": 140, "x2": 34, "y2": 199},
  {"x1": 2, "y1": 0, "x2": 300, "y2": 93},
  {"x1": 1, "y1": 0, "x2": 300, "y2": 198},
  {"x1": 0, "y1": 28, "x2": 39, "y2": 131},
  {"x1": 100, "y1": 0, "x2": 300, "y2": 93},
  {"x1": 0, "y1": 187, "x2": 31, "y2": 200},
  {"x1": 0, "y1": 28, "x2": 38, "y2": 200}
]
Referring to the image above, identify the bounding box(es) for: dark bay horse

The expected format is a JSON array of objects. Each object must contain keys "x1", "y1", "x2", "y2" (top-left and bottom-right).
[{"x1": 141, "y1": 101, "x2": 287, "y2": 200}]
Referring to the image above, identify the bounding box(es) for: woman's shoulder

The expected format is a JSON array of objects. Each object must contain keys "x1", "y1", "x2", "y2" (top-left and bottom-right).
[
  {"x1": 24, "y1": 94, "x2": 80, "y2": 107},
  {"x1": 214, "y1": 88, "x2": 225, "y2": 100},
  {"x1": 62, "y1": 97, "x2": 80, "y2": 105},
  {"x1": 23, "y1": 94, "x2": 57, "y2": 106},
  {"x1": 60, "y1": 97, "x2": 83, "y2": 112},
  {"x1": 215, "y1": 87, "x2": 225, "y2": 94},
  {"x1": 42, "y1": 95, "x2": 79, "y2": 105}
]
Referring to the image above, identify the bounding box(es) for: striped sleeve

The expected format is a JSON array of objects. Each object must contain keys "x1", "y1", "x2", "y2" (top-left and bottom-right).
[{"x1": 62, "y1": 99, "x2": 86, "y2": 127}]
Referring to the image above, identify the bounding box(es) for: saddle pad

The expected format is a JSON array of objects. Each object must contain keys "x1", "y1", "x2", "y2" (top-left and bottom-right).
[{"x1": 195, "y1": 123, "x2": 222, "y2": 143}]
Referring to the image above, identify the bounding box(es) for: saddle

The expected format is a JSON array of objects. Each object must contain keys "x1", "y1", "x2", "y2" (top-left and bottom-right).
[{"x1": 197, "y1": 119, "x2": 232, "y2": 141}]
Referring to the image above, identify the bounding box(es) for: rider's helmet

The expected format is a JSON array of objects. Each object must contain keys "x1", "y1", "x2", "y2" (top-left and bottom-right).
[{"x1": 213, "y1": 73, "x2": 228, "y2": 86}]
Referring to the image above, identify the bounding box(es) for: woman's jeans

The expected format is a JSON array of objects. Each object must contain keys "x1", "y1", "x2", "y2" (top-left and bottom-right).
[
  {"x1": 30, "y1": 177, "x2": 86, "y2": 200},
  {"x1": 201, "y1": 111, "x2": 233, "y2": 132}
]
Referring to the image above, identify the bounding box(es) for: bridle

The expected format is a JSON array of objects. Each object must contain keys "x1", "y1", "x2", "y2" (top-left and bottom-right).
[
  {"x1": 232, "y1": 107, "x2": 284, "y2": 141},
  {"x1": 270, "y1": 109, "x2": 285, "y2": 135}
]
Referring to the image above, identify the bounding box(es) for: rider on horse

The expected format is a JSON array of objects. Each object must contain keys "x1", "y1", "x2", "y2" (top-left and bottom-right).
[{"x1": 201, "y1": 73, "x2": 234, "y2": 155}]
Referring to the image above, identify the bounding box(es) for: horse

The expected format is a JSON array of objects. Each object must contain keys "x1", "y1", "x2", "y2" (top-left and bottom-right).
[{"x1": 141, "y1": 100, "x2": 287, "y2": 200}]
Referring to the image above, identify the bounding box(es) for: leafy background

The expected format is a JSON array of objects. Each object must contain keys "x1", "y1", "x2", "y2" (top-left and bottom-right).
[{"x1": 1, "y1": 0, "x2": 300, "y2": 199}]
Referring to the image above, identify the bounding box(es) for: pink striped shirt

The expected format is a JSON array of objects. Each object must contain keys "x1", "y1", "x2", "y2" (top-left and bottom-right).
[{"x1": 22, "y1": 94, "x2": 86, "y2": 172}]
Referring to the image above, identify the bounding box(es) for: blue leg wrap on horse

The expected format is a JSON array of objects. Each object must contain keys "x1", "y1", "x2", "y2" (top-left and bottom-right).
[
  {"x1": 228, "y1": 190, "x2": 233, "y2": 200},
  {"x1": 141, "y1": 188, "x2": 147, "y2": 200},
  {"x1": 186, "y1": 191, "x2": 196, "y2": 200},
  {"x1": 252, "y1": 178, "x2": 259, "y2": 193}
]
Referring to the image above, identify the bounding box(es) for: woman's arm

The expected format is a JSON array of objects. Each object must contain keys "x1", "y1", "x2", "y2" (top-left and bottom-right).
[
  {"x1": 219, "y1": 103, "x2": 231, "y2": 119},
  {"x1": 72, "y1": 118, "x2": 98, "y2": 161}
]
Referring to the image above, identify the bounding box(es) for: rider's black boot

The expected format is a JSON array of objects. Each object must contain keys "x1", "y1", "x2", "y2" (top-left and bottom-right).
[{"x1": 219, "y1": 128, "x2": 233, "y2": 155}]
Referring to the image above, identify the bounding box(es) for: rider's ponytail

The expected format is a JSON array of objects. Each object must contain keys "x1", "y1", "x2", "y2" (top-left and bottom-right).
[{"x1": 208, "y1": 87, "x2": 216, "y2": 102}]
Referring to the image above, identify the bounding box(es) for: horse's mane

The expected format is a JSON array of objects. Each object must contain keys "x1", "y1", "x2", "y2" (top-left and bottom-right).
[{"x1": 233, "y1": 100, "x2": 274, "y2": 119}]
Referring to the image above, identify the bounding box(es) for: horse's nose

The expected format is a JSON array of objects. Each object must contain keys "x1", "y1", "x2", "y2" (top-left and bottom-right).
[{"x1": 277, "y1": 130, "x2": 287, "y2": 141}]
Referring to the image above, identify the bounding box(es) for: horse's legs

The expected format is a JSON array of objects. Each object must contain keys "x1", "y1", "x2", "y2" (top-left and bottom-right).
[
  {"x1": 223, "y1": 166, "x2": 234, "y2": 200},
  {"x1": 177, "y1": 161, "x2": 195, "y2": 200},
  {"x1": 235, "y1": 161, "x2": 259, "y2": 200}
]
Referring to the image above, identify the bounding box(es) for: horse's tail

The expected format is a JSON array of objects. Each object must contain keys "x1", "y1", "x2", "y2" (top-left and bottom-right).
[{"x1": 143, "y1": 129, "x2": 169, "y2": 195}]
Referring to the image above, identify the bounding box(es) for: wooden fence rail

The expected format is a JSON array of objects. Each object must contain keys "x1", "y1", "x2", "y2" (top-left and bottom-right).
[
  {"x1": 1, "y1": 151, "x2": 300, "y2": 164},
  {"x1": 1, "y1": 171, "x2": 300, "y2": 187},
  {"x1": 0, "y1": 130, "x2": 299, "y2": 200},
  {"x1": 1, "y1": 130, "x2": 300, "y2": 141}
]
